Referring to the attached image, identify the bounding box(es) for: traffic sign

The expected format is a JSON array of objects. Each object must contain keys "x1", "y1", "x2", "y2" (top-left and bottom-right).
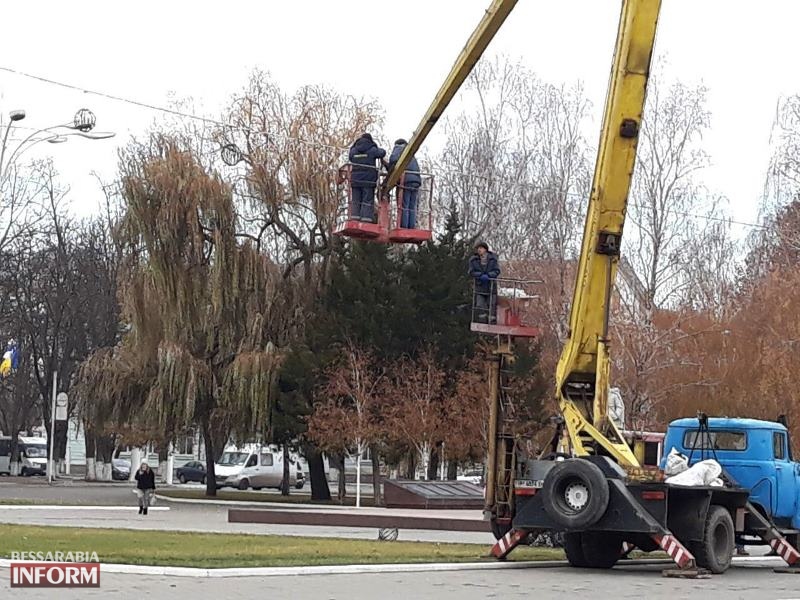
[{"x1": 55, "y1": 392, "x2": 68, "y2": 421}]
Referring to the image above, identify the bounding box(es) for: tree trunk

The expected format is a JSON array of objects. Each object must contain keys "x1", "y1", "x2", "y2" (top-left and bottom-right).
[
  {"x1": 202, "y1": 423, "x2": 217, "y2": 497},
  {"x1": 405, "y1": 450, "x2": 416, "y2": 480},
  {"x1": 96, "y1": 435, "x2": 114, "y2": 481},
  {"x1": 158, "y1": 446, "x2": 169, "y2": 484},
  {"x1": 9, "y1": 432, "x2": 20, "y2": 476},
  {"x1": 329, "y1": 453, "x2": 347, "y2": 502},
  {"x1": 307, "y1": 447, "x2": 331, "y2": 501},
  {"x1": 447, "y1": 460, "x2": 458, "y2": 480},
  {"x1": 84, "y1": 426, "x2": 96, "y2": 481},
  {"x1": 129, "y1": 448, "x2": 141, "y2": 482},
  {"x1": 355, "y1": 443, "x2": 362, "y2": 508},
  {"x1": 56, "y1": 420, "x2": 67, "y2": 464},
  {"x1": 427, "y1": 443, "x2": 441, "y2": 481},
  {"x1": 280, "y1": 444, "x2": 290, "y2": 496},
  {"x1": 370, "y1": 444, "x2": 382, "y2": 507}
]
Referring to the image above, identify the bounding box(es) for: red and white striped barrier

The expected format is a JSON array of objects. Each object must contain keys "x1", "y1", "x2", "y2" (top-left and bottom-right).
[
  {"x1": 653, "y1": 533, "x2": 694, "y2": 569},
  {"x1": 621, "y1": 541, "x2": 635, "y2": 555},
  {"x1": 769, "y1": 538, "x2": 800, "y2": 566},
  {"x1": 491, "y1": 529, "x2": 530, "y2": 559}
]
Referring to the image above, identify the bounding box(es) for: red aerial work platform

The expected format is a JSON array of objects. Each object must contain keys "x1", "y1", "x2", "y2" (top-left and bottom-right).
[
  {"x1": 333, "y1": 164, "x2": 434, "y2": 245},
  {"x1": 470, "y1": 278, "x2": 540, "y2": 338}
]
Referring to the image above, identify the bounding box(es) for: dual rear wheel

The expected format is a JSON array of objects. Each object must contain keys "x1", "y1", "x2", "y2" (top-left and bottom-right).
[
  {"x1": 690, "y1": 505, "x2": 735, "y2": 574},
  {"x1": 563, "y1": 531, "x2": 623, "y2": 569}
]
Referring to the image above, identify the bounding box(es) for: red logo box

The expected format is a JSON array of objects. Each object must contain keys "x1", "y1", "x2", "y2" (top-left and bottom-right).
[{"x1": 10, "y1": 563, "x2": 100, "y2": 588}]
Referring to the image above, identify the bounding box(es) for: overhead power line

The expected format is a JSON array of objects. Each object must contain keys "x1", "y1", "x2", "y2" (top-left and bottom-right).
[{"x1": 0, "y1": 65, "x2": 788, "y2": 234}]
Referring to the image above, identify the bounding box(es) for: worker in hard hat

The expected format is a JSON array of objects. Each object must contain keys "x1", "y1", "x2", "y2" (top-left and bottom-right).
[
  {"x1": 387, "y1": 139, "x2": 422, "y2": 228},
  {"x1": 348, "y1": 133, "x2": 386, "y2": 222},
  {"x1": 469, "y1": 242, "x2": 501, "y2": 324}
]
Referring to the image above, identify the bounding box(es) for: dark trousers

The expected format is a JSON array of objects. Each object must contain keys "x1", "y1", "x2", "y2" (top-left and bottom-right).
[
  {"x1": 473, "y1": 288, "x2": 497, "y2": 324},
  {"x1": 351, "y1": 186, "x2": 376, "y2": 221},
  {"x1": 400, "y1": 186, "x2": 419, "y2": 228}
]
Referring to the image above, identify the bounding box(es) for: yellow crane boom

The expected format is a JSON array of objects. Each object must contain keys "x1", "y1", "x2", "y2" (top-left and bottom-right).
[
  {"x1": 382, "y1": 0, "x2": 518, "y2": 192},
  {"x1": 556, "y1": 0, "x2": 661, "y2": 467},
  {"x1": 388, "y1": 0, "x2": 660, "y2": 470}
]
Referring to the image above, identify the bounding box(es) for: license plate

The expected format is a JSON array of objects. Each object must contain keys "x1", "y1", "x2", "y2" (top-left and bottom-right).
[{"x1": 516, "y1": 479, "x2": 544, "y2": 489}]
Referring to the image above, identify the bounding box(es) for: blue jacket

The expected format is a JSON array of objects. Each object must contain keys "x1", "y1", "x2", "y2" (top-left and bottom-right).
[
  {"x1": 349, "y1": 135, "x2": 386, "y2": 187},
  {"x1": 388, "y1": 143, "x2": 422, "y2": 187},
  {"x1": 468, "y1": 251, "x2": 500, "y2": 292}
]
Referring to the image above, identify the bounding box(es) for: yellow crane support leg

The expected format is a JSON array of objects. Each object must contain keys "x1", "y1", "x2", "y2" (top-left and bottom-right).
[{"x1": 555, "y1": 0, "x2": 662, "y2": 468}]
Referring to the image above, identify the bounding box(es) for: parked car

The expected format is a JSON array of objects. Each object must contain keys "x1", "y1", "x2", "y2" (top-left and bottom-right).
[
  {"x1": 215, "y1": 445, "x2": 305, "y2": 490},
  {"x1": 294, "y1": 465, "x2": 306, "y2": 489},
  {"x1": 17, "y1": 438, "x2": 47, "y2": 476},
  {"x1": 0, "y1": 437, "x2": 9, "y2": 475},
  {"x1": 457, "y1": 470, "x2": 484, "y2": 486},
  {"x1": 177, "y1": 460, "x2": 207, "y2": 484},
  {"x1": 112, "y1": 458, "x2": 131, "y2": 481},
  {"x1": 0, "y1": 437, "x2": 49, "y2": 476}
]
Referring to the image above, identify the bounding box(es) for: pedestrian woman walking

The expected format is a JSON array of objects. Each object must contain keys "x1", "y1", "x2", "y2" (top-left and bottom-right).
[{"x1": 134, "y1": 462, "x2": 156, "y2": 515}]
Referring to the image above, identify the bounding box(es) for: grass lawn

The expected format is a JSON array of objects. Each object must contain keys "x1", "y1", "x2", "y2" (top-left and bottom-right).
[
  {"x1": 0, "y1": 524, "x2": 563, "y2": 568},
  {"x1": 159, "y1": 488, "x2": 378, "y2": 506},
  {"x1": 0, "y1": 499, "x2": 54, "y2": 505}
]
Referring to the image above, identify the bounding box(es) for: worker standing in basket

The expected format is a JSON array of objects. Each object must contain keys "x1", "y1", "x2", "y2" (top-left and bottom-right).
[
  {"x1": 387, "y1": 138, "x2": 422, "y2": 228},
  {"x1": 348, "y1": 133, "x2": 386, "y2": 223},
  {"x1": 469, "y1": 242, "x2": 500, "y2": 323}
]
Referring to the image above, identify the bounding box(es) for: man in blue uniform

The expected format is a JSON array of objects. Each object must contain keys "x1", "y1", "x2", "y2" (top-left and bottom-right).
[
  {"x1": 468, "y1": 242, "x2": 501, "y2": 323},
  {"x1": 387, "y1": 139, "x2": 422, "y2": 228},
  {"x1": 348, "y1": 133, "x2": 386, "y2": 222}
]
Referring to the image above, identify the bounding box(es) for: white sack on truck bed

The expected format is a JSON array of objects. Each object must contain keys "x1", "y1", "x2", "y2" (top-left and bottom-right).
[
  {"x1": 665, "y1": 459, "x2": 722, "y2": 487},
  {"x1": 664, "y1": 447, "x2": 689, "y2": 476}
]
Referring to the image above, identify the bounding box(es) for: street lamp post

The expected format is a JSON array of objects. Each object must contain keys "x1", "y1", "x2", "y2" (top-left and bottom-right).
[
  {"x1": 0, "y1": 108, "x2": 116, "y2": 185},
  {"x1": 1, "y1": 108, "x2": 114, "y2": 484}
]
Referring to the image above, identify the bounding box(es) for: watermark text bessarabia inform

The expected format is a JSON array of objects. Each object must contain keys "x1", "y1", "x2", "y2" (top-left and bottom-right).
[{"x1": 9, "y1": 552, "x2": 100, "y2": 588}]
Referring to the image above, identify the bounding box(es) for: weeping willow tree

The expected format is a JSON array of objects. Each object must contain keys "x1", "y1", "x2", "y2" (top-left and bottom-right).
[{"x1": 79, "y1": 135, "x2": 281, "y2": 495}]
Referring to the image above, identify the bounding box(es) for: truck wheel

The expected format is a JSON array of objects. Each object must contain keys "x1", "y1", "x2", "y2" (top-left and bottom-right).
[
  {"x1": 693, "y1": 505, "x2": 734, "y2": 574},
  {"x1": 563, "y1": 532, "x2": 589, "y2": 567},
  {"x1": 238, "y1": 478, "x2": 250, "y2": 491},
  {"x1": 581, "y1": 531, "x2": 623, "y2": 569},
  {"x1": 541, "y1": 460, "x2": 609, "y2": 529}
]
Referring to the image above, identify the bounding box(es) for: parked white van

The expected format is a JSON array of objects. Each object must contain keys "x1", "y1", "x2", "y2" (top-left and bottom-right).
[
  {"x1": 0, "y1": 436, "x2": 48, "y2": 476},
  {"x1": 214, "y1": 444, "x2": 305, "y2": 490},
  {"x1": 0, "y1": 437, "x2": 11, "y2": 474}
]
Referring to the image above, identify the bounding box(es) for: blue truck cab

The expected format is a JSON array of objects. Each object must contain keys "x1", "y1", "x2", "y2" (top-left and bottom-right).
[{"x1": 663, "y1": 417, "x2": 800, "y2": 529}]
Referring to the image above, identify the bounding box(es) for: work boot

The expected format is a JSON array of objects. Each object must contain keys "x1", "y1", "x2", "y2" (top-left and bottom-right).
[
  {"x1": 143, "y1": 507, "x2": 148, "y2": 516},
  {"x1": 138, "y1": 506, "x2": 143, "y2": 515}
]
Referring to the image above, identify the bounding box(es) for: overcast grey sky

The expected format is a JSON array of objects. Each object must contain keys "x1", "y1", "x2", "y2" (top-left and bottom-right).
[{"x1": 2, "y1": 0, "x2": 799, "y2": 236}]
